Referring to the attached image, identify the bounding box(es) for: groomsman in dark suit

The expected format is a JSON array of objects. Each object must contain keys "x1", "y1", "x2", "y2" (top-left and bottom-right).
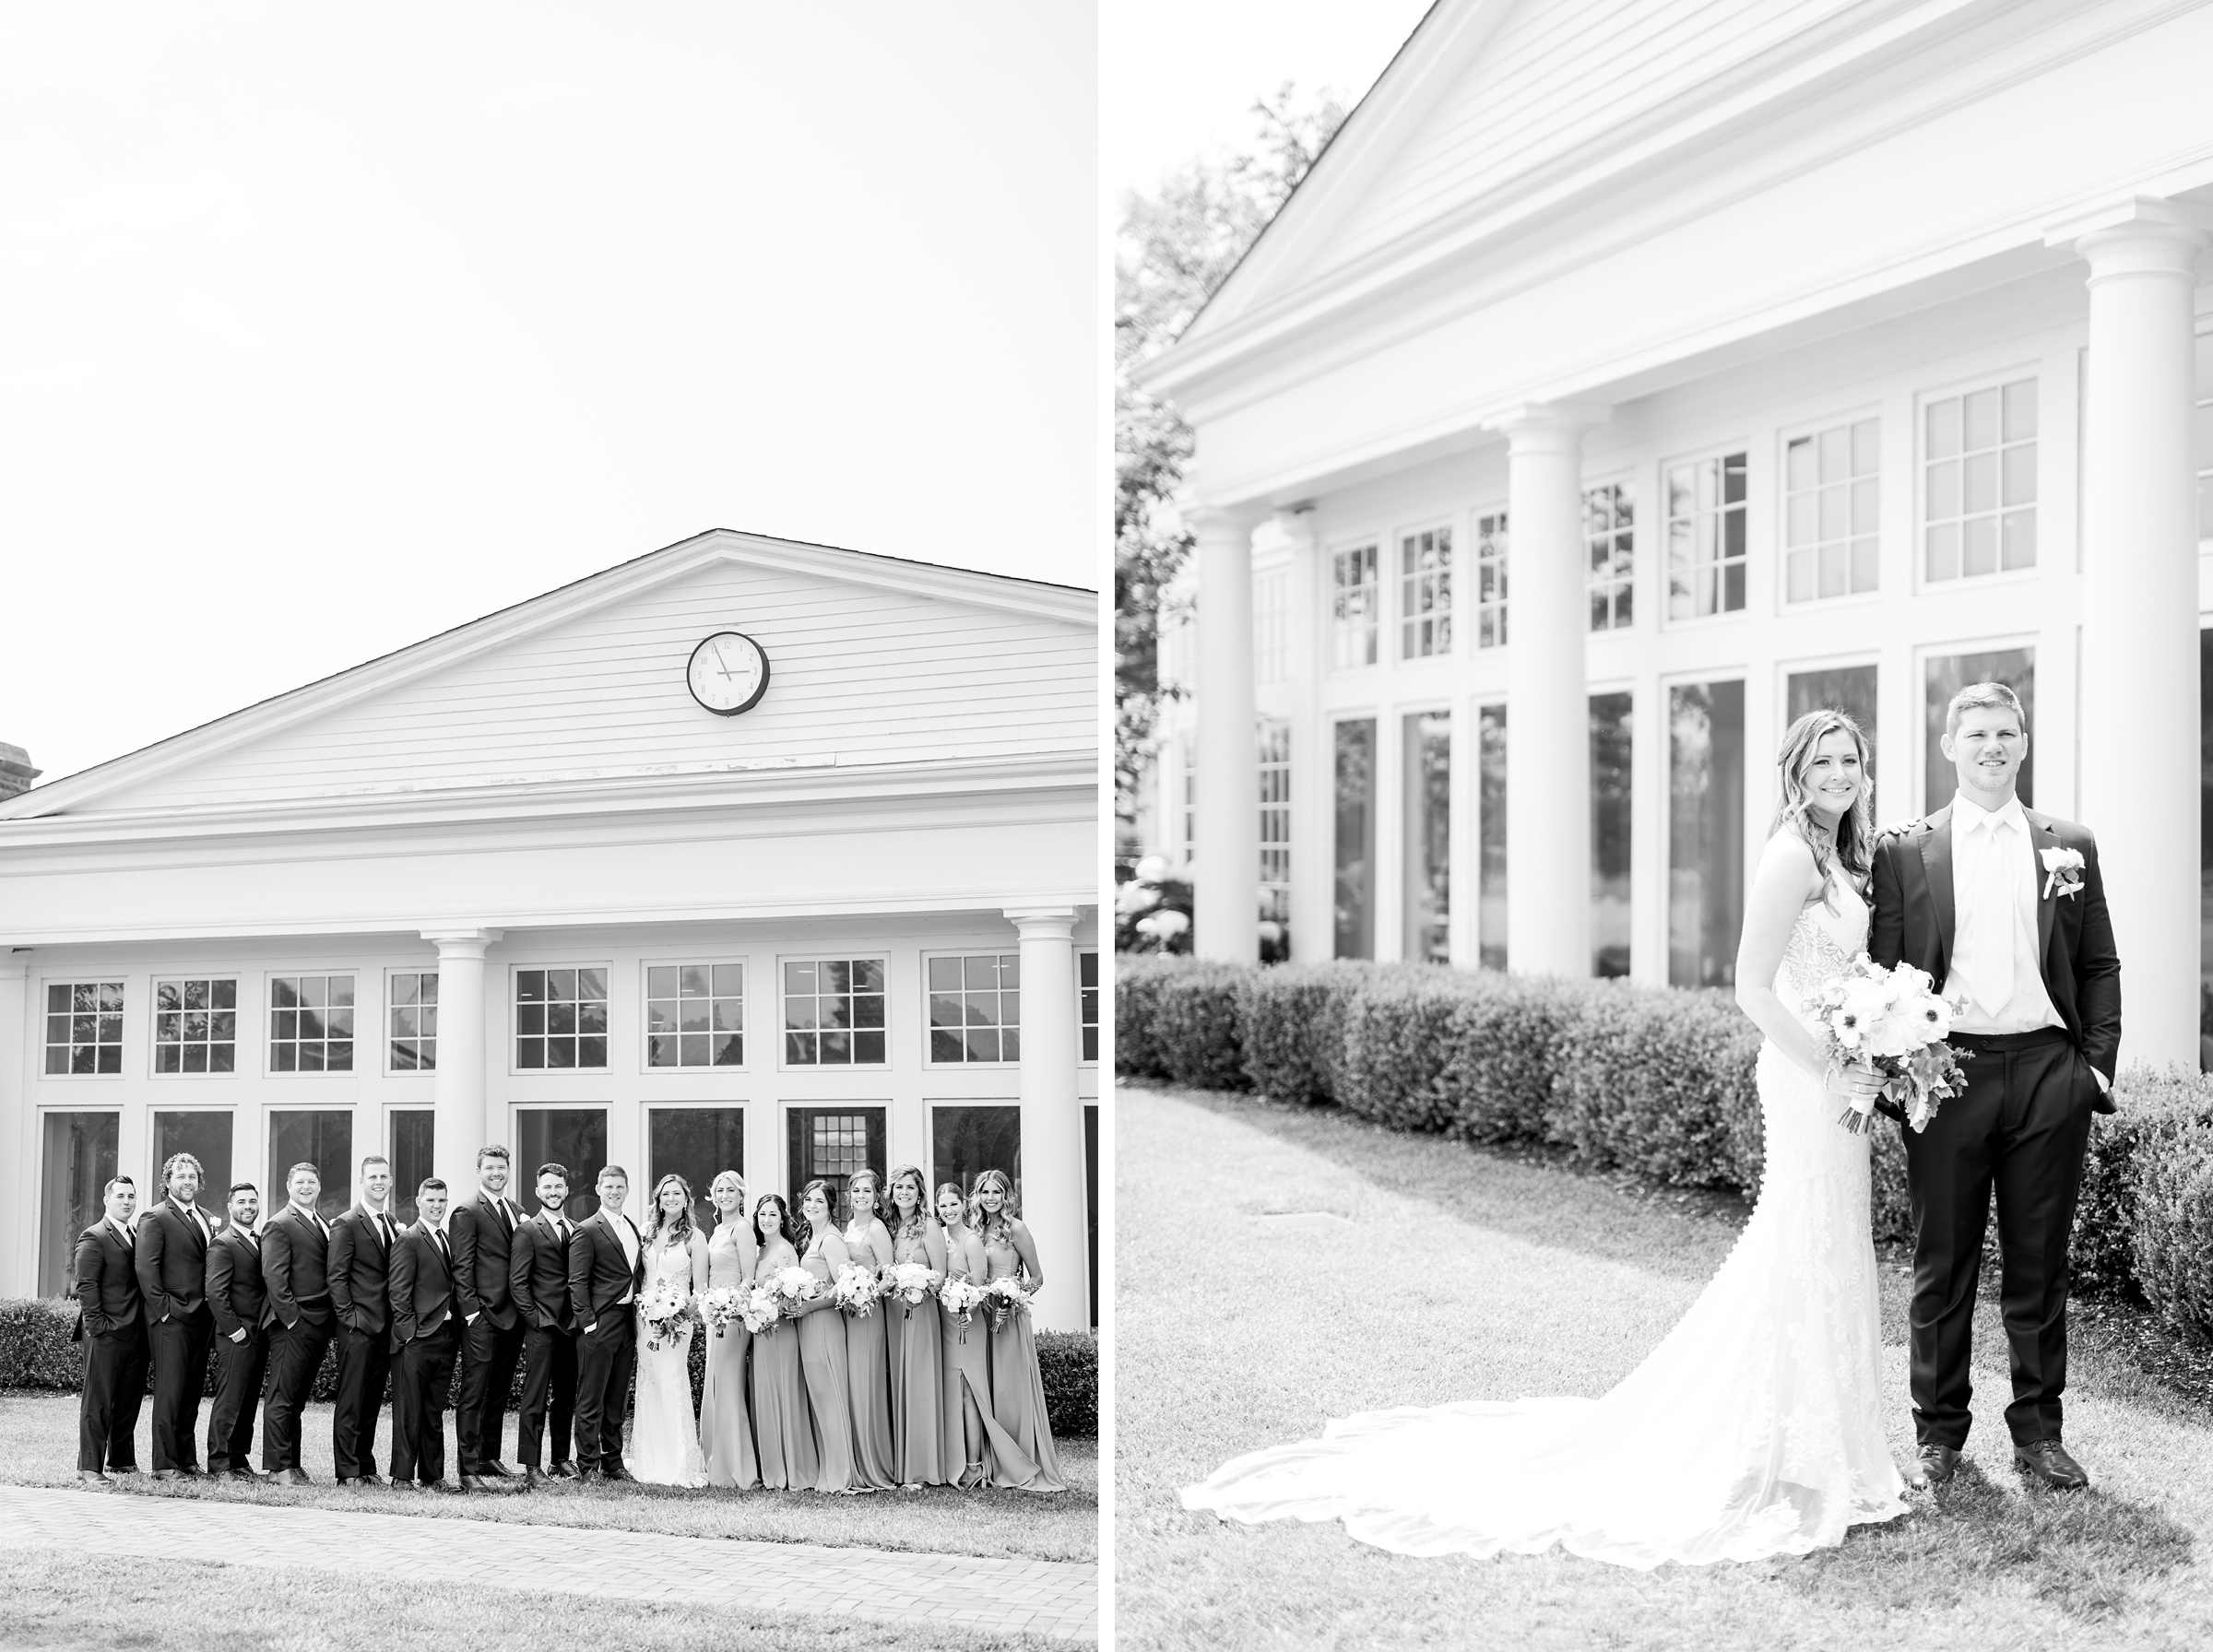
[
  {"x1": 567, "y1": 1165, "x2": 643, "y2": 1482},
  {"x1": 509, "y1": 1162, "x2": 580, "y2": 1485},
  {"x1": 388, "y1": 1178, "x2": 461, "y2": 1490},
  {"x1": 73, "y1": 1175, "x2": 148, "y2": 1489},
  {"x1": 205, "y1": 1182, "x2": 271, "y2": 1481},
  {"x1": 327, "y1": 1154, "x2": 398, "y2": 1484},
  {"x1": 451, "y1": 1144, "x2": 527, "y2": 1487},
  {"x1": 136, "y1": 1153, "x2": 217, "y2": 1479},
  {"x1": 260, "y1": 1162, "x2": 335, "y2": 1483}
]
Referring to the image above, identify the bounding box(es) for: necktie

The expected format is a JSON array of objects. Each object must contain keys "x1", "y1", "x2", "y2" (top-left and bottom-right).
[
  {"x1": 499, "y1": 1199, "x2": 515, "y2": 1236},
  {"x1": 379, "y1": 1214, "x2": 395, "y2": 1250},
  {"x1": 1970, "y1": 816, "x2": 2017, "y2": 1020},
  {"x1": 435, "y1": 1231, "x2": 450, "y2": 1269},
  {"x1": 556, "y1": 1219, "x2": 570, "y2": 1245}
]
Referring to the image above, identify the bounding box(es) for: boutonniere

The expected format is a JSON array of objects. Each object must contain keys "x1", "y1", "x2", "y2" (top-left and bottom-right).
[{"x1": 2041, "y1": 845, "x2": 2086, "y2": 901}]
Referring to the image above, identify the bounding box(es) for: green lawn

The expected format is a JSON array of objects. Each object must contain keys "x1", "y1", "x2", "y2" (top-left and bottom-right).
[
  {"x1": 0, "y1": 1393, "x2": 1094, "y2": 1564},
  {"x1": 1118, "y1": 1081, "x2": 2213, "y2": 1651}
]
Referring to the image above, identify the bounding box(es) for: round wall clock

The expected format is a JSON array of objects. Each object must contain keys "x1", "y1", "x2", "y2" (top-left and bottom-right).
[{"x1": 686, "y1": 631, "x2": 770, "y2": 716}]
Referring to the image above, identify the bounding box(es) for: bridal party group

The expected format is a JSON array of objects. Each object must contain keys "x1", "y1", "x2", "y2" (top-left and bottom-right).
[{"x1": 70, "y1": 1142, "x2": 1069, "y2": 1498}]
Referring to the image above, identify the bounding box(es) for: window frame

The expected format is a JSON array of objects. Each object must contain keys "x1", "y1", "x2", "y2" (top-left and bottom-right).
[
  {"x1": 783, "y1": 1102, "x2": 889, "y2": 1220},
  {"x1": 1078, "y1": 950, "x2": 1100, "y2": 1067},
  {"x1": 1258, "y1": 717, "x2": 1292, "y2": 926},
  {"x1": 776, "y1": 953, "x2": 892, "y2": 1072},
  {"x1": 148, "y1": 973, "x2": 243, "y2": 1080},
  {"x1": 385, "y1": 968, "x2": 439, "y2": 1076},
  {"x1": 265, "y1": 970, "x2": 360, "y2": 1079},
  {"x1": 1779, "y1": 413, "x2": 1882, "y2": 608},
  {"x1": 1662, "y1": 447, "x2": 1750, "y2": 624},
  {"x1": 40, "y1": 978, "x2": 126, "y2": 1080},
  {"x1": 920, "y1": 949, "x2": 1023, "y2": 1069},
  {"x1": 639, "y1": 957, "x2": 749, "y2": 1074},
  {"x1": 1329, "y1": 539, "x2": 1381, "y2": 671},
  {"x1": 1253, "y1": 561, "x2": 1292, "y2": 685},
  {"x1": 265, "y1": 1104, "x2": 357, "y2": 1222},
  {"x1": 1583, "y1": 481, "x2": 1635, "y2": 632},
  {"x1": 1473, "y1": 510, "x2": 1509, "y2": 649},
  {"x1": 1917, "y1": 371, "x2": 2040, "y2": 591},
  {"x1": 509, "y1": 962, "x2": 613, "y2": 1076},
  {"x1": 1396, "y1": 521, "x2": 1454, "y2": 662},
  {"x1": 926, "y1": 1098, "x2": 1024, "y2": 1208}
]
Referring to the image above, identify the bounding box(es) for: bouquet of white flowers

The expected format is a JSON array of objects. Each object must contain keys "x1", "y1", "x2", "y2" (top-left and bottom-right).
[
  {"x1": 772, "y1": 1266, "x2": 820, "y2": 1308},
  {"x1": 697, "y1": 1284, "x2": 745, "y2": 1339},
  {"x1": 983, "y1": 1276, "x2": 1032, "y2": 1328},
  {"x1": 1816, "y1": 957, "x2": 1969, "y2": 1134},
  {"x1": 832, "y1": 1263, "x2": 882, "y2": 1317},
  {"x1": 939, "y1": 1276, "x2": 988, "y2": 1339},
  {"x1": 887, "y1": 1261, "x2": 936, "y2": 1316},
  {"x1": 637, "y1": 1275, "x2": 692, "y2": 1351},
  {"x1": 740, "y1": 1283, "x2": 781, "y2": 1335}
]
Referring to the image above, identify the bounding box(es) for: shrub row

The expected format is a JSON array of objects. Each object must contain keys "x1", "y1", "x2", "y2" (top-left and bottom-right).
[{"x1": 1120, "y1": 954, "x2": 2213, "y2": 1339}]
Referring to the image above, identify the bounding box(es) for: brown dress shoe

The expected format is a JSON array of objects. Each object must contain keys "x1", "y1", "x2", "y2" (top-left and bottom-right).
[{"x1": 2016, "y1": 1438, "x2": 2089, "y2": 1491}]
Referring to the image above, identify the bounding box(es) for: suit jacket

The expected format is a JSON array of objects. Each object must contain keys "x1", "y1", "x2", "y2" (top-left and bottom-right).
[
  {"x1": 206, "y1": 1226, "x2": 267, "y2": 1339},
  {"x1": 450, "y1": 1192, "x2": 520, "y2": 1329},
  {"x1": 72, "y1": 1220, "x2": 143, "y2": 1341},
  {"x1": 135, "y1": 1198, "x2": 213, "y2": 1324},
  {"x1": 566, "y1": 1210, "x2": 644, "y2": 1332},
  {"x1": 327, "y1": 1205, "x2": 396, "y2": 1336},
  {"x1": 510, "y1": 1210, "x2": 577, "y2": 1332},
  {"x1": 260, "y1": 1203, "x2": 334, "y2": 1331},
  {"x1": 1869, "y1": 803, "x2": 2122, "y2": 1109},
  {"x1": 388, "y1": 1223, "x2": 456, "y2": 1348}
]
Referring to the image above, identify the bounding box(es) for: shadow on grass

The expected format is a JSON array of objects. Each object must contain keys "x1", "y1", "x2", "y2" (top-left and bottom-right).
[{"x1": 1790, "y1": 1461, "x2": 2194, "y2": 1621}]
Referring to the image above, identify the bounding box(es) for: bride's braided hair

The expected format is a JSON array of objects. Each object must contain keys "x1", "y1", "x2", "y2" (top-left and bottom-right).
[{"x1": 1770, "y1": 707, "x2": 1875, "y2": 905}]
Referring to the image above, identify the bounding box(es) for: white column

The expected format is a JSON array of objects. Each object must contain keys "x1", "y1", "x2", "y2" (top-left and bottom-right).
[
  {"x1": 1275, "y1": 508, "x2": 1325, "y2": 963},
  {"x1": 2057, "y1": 198, "x2": 2210, "y2": 1068},
  {"x1": 1191, "y1": 503, "x2": 1264, "y2": 962},
  {"x1": 1005, "y1": 906, "x2": 1089, "y2": 1331},
  {"x1": 0, "y1": 962, "x2": 30, "y2": 1295},
  {"x1": 422, "y1": 928, "x2": 502, "y2": 1204},
  {"x1": 1491, "y1": 405, "x2": 1607, "y2": 978}
]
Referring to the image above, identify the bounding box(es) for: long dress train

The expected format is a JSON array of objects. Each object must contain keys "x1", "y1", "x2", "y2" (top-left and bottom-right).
[
  {"x1": 938, "y1": 1228, "x2": 1039, "y2": 1490},
  {"x1": 983, "y1": 1224, "x2": 1067, "y2": 1493},
  {"x1": 629, "y1": 1237, "x2": 708, "y2": 1488},
  {"x1": 701, "y1": 1221, "x2": 758, "y2": 1490}
]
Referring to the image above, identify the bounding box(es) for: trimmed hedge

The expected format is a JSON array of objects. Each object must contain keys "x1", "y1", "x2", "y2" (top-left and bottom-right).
[{"x1": 1121, "y1": 954, "x2": 2213, "y2": 1328}]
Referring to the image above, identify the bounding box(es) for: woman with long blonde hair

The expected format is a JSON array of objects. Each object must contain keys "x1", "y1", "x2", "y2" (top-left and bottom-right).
[
  {"x1": 628, "y1": 1173, "x2": 707, "y2": 1487},
  {"x1": 699, "y1": 1169, "x2": 759, "y2": 1490},
  {"x1": 883, "y1": 1163, "x2": 948, "y2": 1488},
  {"x1": 971, "y1": 1169, "x2": 1066, "y2": 1492},
  {"x1": 936, "y1": 1179, "x2": 1038, "y2": 1491}
]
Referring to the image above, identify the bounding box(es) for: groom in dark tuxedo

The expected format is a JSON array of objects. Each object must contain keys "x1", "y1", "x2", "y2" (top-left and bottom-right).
[
  {"x1": 566, "y1": 1164, "x2": 643, "y2": 1482},
  {"x1": 1869, "y1": 681, "x2": 2121, "y2": 1492}
]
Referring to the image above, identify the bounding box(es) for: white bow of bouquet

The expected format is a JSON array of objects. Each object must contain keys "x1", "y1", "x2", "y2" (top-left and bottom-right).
[{"x1": 1817, "y1": 957, "x2": 1969, "y2": 1134}]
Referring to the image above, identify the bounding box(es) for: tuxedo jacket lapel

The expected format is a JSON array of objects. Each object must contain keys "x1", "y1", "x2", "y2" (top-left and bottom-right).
[
  {"x1": 1916, "y1": 807, "x2": 1957, "y2": 974},
  {"x1": 2025, "y1": 808, "x2": 2061, "y2": 974}
]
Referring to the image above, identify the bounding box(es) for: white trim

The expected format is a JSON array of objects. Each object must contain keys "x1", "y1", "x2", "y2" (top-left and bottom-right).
[
  {"x1": 637, "y1": 956, "x2": 750, "y2": 1076},
  {"x1": 506, "y1": 962, "x2": 615, "y2": 1079},
  {"x1": 918, "y1": 949, "x2": 1023, "y2": 1071},
  {"x1": 773, "y1": 953, "x2": 893, "y2": 1075}
]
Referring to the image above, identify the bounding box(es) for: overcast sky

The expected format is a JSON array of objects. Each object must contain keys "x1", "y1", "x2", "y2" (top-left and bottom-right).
[{"x1": 0, "y1": 3, "x2": 1096, "y2": 786}]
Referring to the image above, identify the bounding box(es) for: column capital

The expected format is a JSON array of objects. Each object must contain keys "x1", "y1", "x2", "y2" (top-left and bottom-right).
[
  {"x1": 1485, "y1": 401, "x2": 1611, "y2": 446},
  {"x1": 420, "y1": 926, "x2": 503, "y2": 957},
  {"x1": 1179, "y1": 496, "x2": 1272, "y2": 545},
  {"x1": 1003, "y1": 905, "x2": 1079, "y2": 941},
  {"x1": 2046, "y1": 195, "x2": 2213, "y2": 272}
]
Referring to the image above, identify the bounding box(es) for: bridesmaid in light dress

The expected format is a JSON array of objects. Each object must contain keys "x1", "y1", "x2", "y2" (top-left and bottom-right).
[
  {"x1": 840, "y1": 1169, "x2": 899, "y2": 1491},
  {"x1": 748, "y1": 1194, "x2": 817, "y2": 1492},
  {"x1": 935, "y1": 1181, "x2": 1040, "y2": 1492},
  {"x1": 973, "y1": 1168, "x2": 1067, "y2": 1493},
  {"x1": 700, "y1": 1170, "x2": 760, "y2": 1490},
  {"x1": 791, "y1": 1180, "x2": 869, "y2": 1493},
  {"x1": 883, "y1": 1163, "x2": 947, "y2": 1489}
]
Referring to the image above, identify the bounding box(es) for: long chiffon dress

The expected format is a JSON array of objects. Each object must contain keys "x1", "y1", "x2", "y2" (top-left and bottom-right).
[
  {"x1": 750, "y1": 1241, "x2": 817, "y2": 1492},
  {"x1": 938, "y1": 1223, "x2": 1039, "y2": 1490},
  {"x1": 888, "y1": 1221, "x2": 949, "y2": 1486},
  {"x1": 983, "y1": 1219, "x2": 1067, "y2": 1493},
  {"x1": 799, "y1": 1232, "x2": 862, "y2": 1493},
  {"x1": 701, "y1": 1220, "x2": 760, "y2": 1490},
  {"x1": 842, "y1": 1218, "x2": 898, "y2": 1491}
]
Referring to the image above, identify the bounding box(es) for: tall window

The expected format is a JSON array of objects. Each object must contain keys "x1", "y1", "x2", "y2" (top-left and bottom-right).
[
  {"x1": 928, "y1": 955, "x2": 1020, "y2": 1064},
  {"x1": 2197, "y1": 332, "x2": 2213, "y2": 540},
  {"x1": 1585, "y1": 485, "x2": 1634, "y2": 631},
  {"x1": 515, "y1": 968, "x2": 609, "y2": 1070},
  {"x1": 1788, "y1": 666, "x2": 1879, "y2": 756},
  {"x1": 931, "y1": 1104, "x2": 1021, "y2": 1208},
  {"x1": 44, "y1": 982, "x2": 124, "y2": 1076},
  {"x1": 1254, "y1": 567, "x2": 1290, "y2": 684},
  {"x1": 1592, "y1": 692, "x2": 1633, "y2": 978},
  {"x1": 1924, "y1": 649, "x2": 2034, "y2": 810},
  {"x1": 153, "y1": 978, "x2": 237, "y2": 1075},
  {"x1": 1785, "y1": 419, "x2": 1879, "y2": 601},
  {"x1": 1258, "y1": 718, "x2": 1292, "y2": 926},
  {"x1": 390, "y1": 1110, "x2": 434, "y2": 1226},
  {"x1": 1332, "y1": 718, "x2": 1376, "y2": 959},
  {"x1": 645, "y1": 963, "x2": 743, "y2": 1068},
  {"x1": 1402, "y1": 711, "x2": 1450, "y2": 963},
  {"x1": 388, "y1": 972, "x2": 437, "y2": 1071},
  {"x1": 515, "y1": 1107, "x2": 608, "y2": 1221},
  {"x1": 39, "y1": 1111, "x2": 117, "y2": 1296},
  {"x1": 783, "y1": 960, "x2": 887, "y2": 1066},
  {"x1": 1924, "y1": 379, "x2": 2035, "y2": 582},
  {"x1": 648, "y1": 1107, "x2": 744, "y2": 1233},
  {"x1": 1669, "y1": 680, "x2": 1746, "y2": 987},
  {"x1": 266, "y1": 1110, "x2": 352, "y2": 1221},
  {"x1": 1665, "y1": 452, "x2": 1747, "y2": 619},
  {"x1": 1399, "y1": 525, "x2": 1452, "y2": 658},
  {"x1": 1331, "y1": 544, "x2": 1379, "y2": 669},
  {"x1": 152, "y1": 1111, "x2": 232, "y2": 1221},
  {"x1": 269, "y1": 975, "x2": 355, "y2": 1073},
  {"x1": 1478, "y1": 704, "x2": 1508, "y2": 970},
  {"x1": 1474, "y1": 512, "x2": 1509, "y2": 647},
  {"x1": 786, "y1": 1106, "x2": 886, "y2": 1224},
  {"x1": 1178, "y1": 736, "x2": 1197, "y2": 866},
  {"x1": 1079, "y1": 951, "x2": 1099, "y2": 1062}
]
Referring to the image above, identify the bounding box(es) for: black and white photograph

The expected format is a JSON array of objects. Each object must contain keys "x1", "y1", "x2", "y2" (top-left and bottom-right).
[{"x1": 0, "y1": 6, "x2": 1097, "y2": 1648}]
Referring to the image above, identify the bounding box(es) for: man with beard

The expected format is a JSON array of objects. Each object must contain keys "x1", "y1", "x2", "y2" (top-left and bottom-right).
[
  {"x1": 451, "y1": 1144, "x2": 527, "y2": 1488},
  {"x1": 205, "y1": 1182, "x2": 271, "y2": 1481},
  {"x1": 135, "y1": 1152, "x2": 216, "y2": 1478},
  {"x1": 509, "y1": 1162, "x2": 580, "y2": 1485},
  {"x1": 327, "y1": 1154, "x2": 399, "y2": 1485},
  {"x1": 74, "y1": 1175, "x2": 148, "y2": 1489}
]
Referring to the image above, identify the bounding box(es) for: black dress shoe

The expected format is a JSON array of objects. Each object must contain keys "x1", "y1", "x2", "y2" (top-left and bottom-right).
[
  {"x1": 2016, "y1": 1438, "x2": 2089, "y2": 1491},
  {"x1": 524, "y1": 1467, "x2": 550, "y2": 1487},
  {"x1": 107, "y1": 1465, "x2": 141, "y2": 1478},
  {"x1": 479, "y1": 1460, "x2": 517, "y2": 1479},
  {"x1": 78, "y1": 1470, "x2": 113, "y2": 1491},
  {"x1": 1914, "y1": 1445, "x2": 1960, "y2": 1486},
  {"x1": 459, "y1": 1474, "x2": 486, "y2": 1491},
  {"x1": 227, "y1": 1468, "x2": 269, "y2": 1483},
  {"x1": 359, "y1": 1473, "x2": 385, "y2": 1486},
  {"x1": 337, "y1": 1476, "x2": 363, "y2": 1486},
  {"x1": 550, "y1": 1460, "x2": 580, "y2": 1480},
  {"x1": 600, "y1": 1463, "x2": 633, "y2": 1483},
  {"x1": 151, "y1": 1469, "x2": 181, "y2": 1481},
  {"x1": 577, "y1": 1467, "x2": 602, "y2": 1483},
  {"x1": 281, "y1": 1467, "x2": 313, "y2": 1487}
]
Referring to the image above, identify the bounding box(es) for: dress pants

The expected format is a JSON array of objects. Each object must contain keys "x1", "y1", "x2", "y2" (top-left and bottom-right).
[
  {"x1": 458, "y1": 1315, "x2": 526, "y2": 1471},
  {"x1": 207, "y1": 1327, "x2": 269, "y2": 1474},
  {"x1": 572, "y1": 1311, "x2": 635, "y2": 1473},
  {"x1": 147, "y1": 1311, "x2": 215, "y2": 1472},
  {"x1": 333, "y1": 1326, "x2": 393, "y2": 1479},
  {"x1": 515, "y1": 1322, "x2": 578, "y2": 1469},
  {"x1": 261, "y1": 1315, "x2": 333, "y2": 1473},
  {"x1": 392, "y1": 1321, "x2": 459, "y2": 1484},
  {"x1": 78, "y1": 1324, "x2": 150, "y2": 1473}
]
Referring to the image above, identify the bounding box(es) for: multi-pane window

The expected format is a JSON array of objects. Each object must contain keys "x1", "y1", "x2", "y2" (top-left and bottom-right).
[
  {"x1": 1666, "y1": 453, "x2": 1747, "y2": 619},
  {"x1": 44, "y1": 983, "x2": 124, "y2": 1076},
  {"x1": 783, "y1": 959, "x2": 887, "y2": 1066},
  {"x1": 646, "y1": 963, "x2": 744, "y2": 1068},
  {"x1": 1585, "y1": 484, "x2": 1634, "y2": 631},
  {"x1": 1079, "y1": 951, "x2": 1099, "y2": 1062},
  {"x1": 1474, "y1": 512, "x2": 1509, "y2": 647},
  {"x1": 1924, "y1": 379, "x2": 2035, "y2": 582},
  {"x1": 388, "y1": 972, "x2": 437, "y2": 1071},
  {"x1": 1331, "y1": 543, "x2": 1379, "y2": 669},
  {"x1": 1259, "y1": 717, "x2": 1292, "y2": 924},
  {"x1": 1178, "y1": 736, "x2": 1197, "y2": 865},
  {"x1": 928, "y1": 954, "x2": 1020, "y2": 1063},
  {"x1": 269, "y1": 975, "x2": 355, "y2": 1073},
  {"x1": 1399, "y1": 526, "x2": 1452, "y2": 658},
  {"x1": 787, "y1": 1106, "x2": 886, "y2": 1222},
  {"x1": 515, "y1": 968, "x2": 609, "y2": 1069},
  {"x1": 1158, "y1": 605, "x2": 1195, "y2": 694},
  {"x1": 1254, "y1": 567, "x2": 1290, "y2": 684},
  {"x1": 1785, "y1": 419, "x2": 1879, "y2": 602},
  {"x1": 153, "y1": 978, "x2": 238, "y2": 1075},
  {"x1": 2196, "y1": 331, "x2": 2213, "y2": 539}
]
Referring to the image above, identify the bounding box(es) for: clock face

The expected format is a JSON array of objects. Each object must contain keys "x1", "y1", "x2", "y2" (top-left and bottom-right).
[{"x1": 686, "y1": 631, "x2": 770, "y2": 716}]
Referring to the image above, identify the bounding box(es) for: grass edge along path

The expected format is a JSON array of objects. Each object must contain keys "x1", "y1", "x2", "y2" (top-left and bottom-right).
[{"x1": 1117, "y1": 1081, "x2": 2213, "y2": 1652}]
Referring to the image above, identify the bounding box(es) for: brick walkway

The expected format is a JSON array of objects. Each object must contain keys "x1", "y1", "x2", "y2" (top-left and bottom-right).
[{"x1": 0, "y1": 1484, "x2": 1095, "y2": 1642}]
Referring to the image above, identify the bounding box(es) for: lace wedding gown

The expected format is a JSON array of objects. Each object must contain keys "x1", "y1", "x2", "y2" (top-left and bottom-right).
[
  {"x1": 630, "y1": 1237, "x2": 708, "y2": 1488},
  {"x1": 1183, "y1": 875, "x2": 1910, "y2": 1567}
]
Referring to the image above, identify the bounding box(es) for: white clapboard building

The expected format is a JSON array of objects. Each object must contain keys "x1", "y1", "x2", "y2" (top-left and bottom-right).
[
  {"x1": 1137, "y1": 0, "x2": 2213, "y2": 1067},
  {"x1": 0, "y1": 530, "x2": 1101, "y2": 1328}
]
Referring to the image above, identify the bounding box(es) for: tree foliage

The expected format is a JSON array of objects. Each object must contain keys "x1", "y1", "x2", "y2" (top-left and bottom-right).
[{"x1": 1113, "y1": 84, "x2": 1347, "y2": 842}]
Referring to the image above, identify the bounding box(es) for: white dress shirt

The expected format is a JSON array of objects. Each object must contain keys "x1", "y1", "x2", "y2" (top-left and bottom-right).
[{"x1": 1944, "y1": 792, "x2": 2063, "y2": 1035}]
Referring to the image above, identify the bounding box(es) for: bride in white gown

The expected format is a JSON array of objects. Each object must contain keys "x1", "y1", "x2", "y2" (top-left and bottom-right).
[
  {"x1": 1184, "y1": 709, "x2": 1913, "y2": 1568},
  {"x1": 630, "y1": 1174, "x2": 709, "y2": 1488}
]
